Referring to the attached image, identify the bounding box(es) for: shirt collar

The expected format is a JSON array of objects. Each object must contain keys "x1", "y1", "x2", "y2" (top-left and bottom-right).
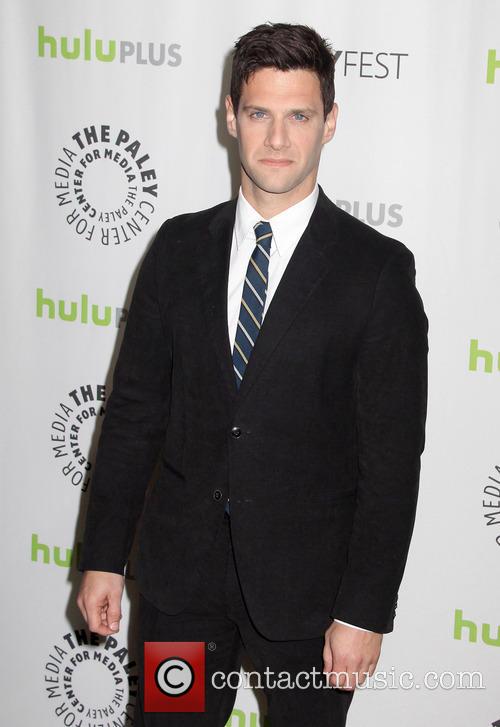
[{"x1": 234, "y1": 183, "x2": 319, "y2": 257}]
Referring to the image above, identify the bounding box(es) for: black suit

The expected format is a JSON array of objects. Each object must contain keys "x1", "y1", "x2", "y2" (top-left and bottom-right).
[{"x1": 78, "y1": 184, "x2": 428, "y2": 641}]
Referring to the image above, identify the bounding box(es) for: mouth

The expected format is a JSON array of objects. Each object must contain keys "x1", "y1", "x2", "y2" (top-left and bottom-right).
[{"x1": 259, "y1": 159, "x2": 294, "y2": 167}]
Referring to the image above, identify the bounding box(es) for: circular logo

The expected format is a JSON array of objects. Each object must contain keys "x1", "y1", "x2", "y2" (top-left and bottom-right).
[
  {"x1": 155, "y1": 657, "x2": 195, "y2": 697},
  {"x1": 43, "y1": 630, "x2": 137, "y2": 724},
  {"x1": 481, "y1": 467, "x2": 500, "y2": 548},
  {"x1": 49, "y1": 383, "x2": 106, "y2": 492},
  {"x1": 54, "y1": 123, "x2": 158, "y2": 245}
]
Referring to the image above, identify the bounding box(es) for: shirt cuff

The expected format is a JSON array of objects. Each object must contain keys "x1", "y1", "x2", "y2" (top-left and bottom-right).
[{"x1": 334, "y1": 618, "x2": 374, "y2": 633}]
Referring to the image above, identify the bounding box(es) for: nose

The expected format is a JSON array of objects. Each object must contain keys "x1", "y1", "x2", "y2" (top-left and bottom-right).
[{"x1": 264, "y1": 118, "x2": 290, "y2": 151}]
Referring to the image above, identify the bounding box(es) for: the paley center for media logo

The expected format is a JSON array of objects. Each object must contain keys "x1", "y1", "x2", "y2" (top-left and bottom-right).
[
  {"x1": 49, "y1": 383, "x2": 107, "y2": 493},
  {"x1": 54, "y1": 123, "x2": 159, "y2": 245},
  {"x1": 480, "y1": 462, "x2": 500, "y2": 549},
  {"x1": 43, "y1": 628, "x2": 137, "y2": 724}
]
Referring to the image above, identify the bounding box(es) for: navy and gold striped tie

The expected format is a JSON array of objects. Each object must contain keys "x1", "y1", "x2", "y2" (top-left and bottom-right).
[
  {"x1": 226, "y1": 220, "x2": 273, "y2": 515},
  {"x1": 232, "y1": 220, "x2": 273, "y2": 388}
]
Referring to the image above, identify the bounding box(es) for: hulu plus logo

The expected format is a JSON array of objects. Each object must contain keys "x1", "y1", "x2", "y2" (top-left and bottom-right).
[
  {"x1": 31, "y1": 534, "x2": 135, "y2": 577},
  {"x1": 453, "y1": 609, "x2": 500, "y2": 647},
  {"x1": 36, "y1": 288, "x2": 127, "y2": 328},
  {"x1": 335, "y1": 199, "x2": 403, "y2": 228},
  {"x1": 37, "y1": 25, "x2": 181, "y2": 66},
  {"x1": 468, "y1": 339, "x2": 500, "y2": 373},
  {"x1": 32, "y1": 533, "x2": 82, "y2": 569},
  {"x1": 486, "y1": 49, "x2": 500, "y2": 84}
]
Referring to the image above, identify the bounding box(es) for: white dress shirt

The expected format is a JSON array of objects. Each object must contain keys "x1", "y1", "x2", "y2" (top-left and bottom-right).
[
  {"x1": 228, "y1": 183, "x2": 319, "y2": 350},
  {"x1": 226, "y1": 183, "x2": 371, "y2": 634}
]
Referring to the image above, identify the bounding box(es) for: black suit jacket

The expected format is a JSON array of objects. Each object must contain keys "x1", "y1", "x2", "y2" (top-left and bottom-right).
[{"x1": 78, "y1": 184, "x2": 428, "y2": 640}]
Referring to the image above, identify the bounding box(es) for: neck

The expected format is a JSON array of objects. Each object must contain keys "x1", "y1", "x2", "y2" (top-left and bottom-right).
[{"x1": 240, "y1": 172, "x2": 317, "y2": 219}]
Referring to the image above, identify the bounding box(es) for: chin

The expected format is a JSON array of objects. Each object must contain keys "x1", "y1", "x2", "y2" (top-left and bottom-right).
[{"x1": 250, "y1": 173, "x2": 302, "y2": 196}]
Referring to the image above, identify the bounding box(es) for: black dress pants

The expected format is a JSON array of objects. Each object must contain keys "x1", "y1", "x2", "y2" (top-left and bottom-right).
[{"x1": 134, "y1": 511, "x2": 354, "y2": 726}]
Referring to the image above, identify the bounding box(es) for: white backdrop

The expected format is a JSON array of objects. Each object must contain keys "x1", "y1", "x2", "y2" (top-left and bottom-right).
[{"x1": 2, "y1": 1, "x2": 500, "y2": 725}]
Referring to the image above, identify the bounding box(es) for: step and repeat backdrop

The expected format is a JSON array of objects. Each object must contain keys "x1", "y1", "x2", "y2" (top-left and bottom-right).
[{"x1": 2, "y1": 0, "x2": 499, "y2": 725}]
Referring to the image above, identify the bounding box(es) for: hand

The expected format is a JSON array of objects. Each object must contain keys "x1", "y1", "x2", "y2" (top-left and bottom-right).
[
  {"x1": 323, "y1": 620, "x2": 383, "y2": 690},
  {"x1": 77, "y1": 570, "x2": 125, "y2": 636}
]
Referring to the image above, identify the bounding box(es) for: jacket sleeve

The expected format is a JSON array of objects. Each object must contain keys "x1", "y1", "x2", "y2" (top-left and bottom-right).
[
  {"x1": 77, "y1": 220, "x2": 173, "y2": 575},
  {"x1": 332, "y1": 246, "x2": 429, "y2": 633}
]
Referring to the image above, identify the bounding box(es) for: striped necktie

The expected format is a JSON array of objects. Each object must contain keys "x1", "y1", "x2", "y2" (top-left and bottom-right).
[
  {"x1": 232, "y1": 220, "x2": 273, "y2": 388},
  {"x1": 226, "y1": 220, "x2": 273, "y2": 514}
]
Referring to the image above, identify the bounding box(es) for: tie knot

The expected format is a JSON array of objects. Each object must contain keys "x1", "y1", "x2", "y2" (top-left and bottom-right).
[{"x1": 254, "y1": 219, "x2": 273, "y2": 249}]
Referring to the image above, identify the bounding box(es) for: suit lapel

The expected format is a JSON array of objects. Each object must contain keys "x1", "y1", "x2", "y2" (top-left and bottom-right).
[
  {"x1": 200, "y1": 185, "x2": 340, "y2": 412},
  {"x1": 233, "y1": 188, "x2": 339, "y2": 409},
  {"x1": 199, "y1": 198, "x2": 239, "y2": 407}
]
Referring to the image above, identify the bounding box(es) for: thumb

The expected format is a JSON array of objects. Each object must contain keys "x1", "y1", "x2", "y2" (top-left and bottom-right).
[
  {"x1": 106, "y1": 599, "x2": 122, "y2": 632},
  {"x1": 322, "y1": 637, "x2": 333, "y2": 674}
]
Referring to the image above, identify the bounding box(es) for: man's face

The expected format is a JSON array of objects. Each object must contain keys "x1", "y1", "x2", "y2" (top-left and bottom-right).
[{"x1": 225, "y1": 67, "x2": 338, "y2": 197}]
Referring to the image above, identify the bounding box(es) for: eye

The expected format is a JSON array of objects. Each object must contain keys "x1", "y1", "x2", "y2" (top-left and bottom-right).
[
  {"x1": 292, "y1": 113, "x2": 308, "y2": 121},
  {"x1": 250, "y1": 111, "x2": 266, "y2": 119}
]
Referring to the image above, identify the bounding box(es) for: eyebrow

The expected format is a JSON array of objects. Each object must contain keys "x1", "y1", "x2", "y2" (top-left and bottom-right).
[{"x1": 241, "y1": 105, "x2": 318, "y2": 116}]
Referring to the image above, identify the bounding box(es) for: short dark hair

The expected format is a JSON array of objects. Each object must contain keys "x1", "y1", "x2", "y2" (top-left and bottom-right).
[{"x1": 230, "y1": 22, "x2": 336, "y2": 120}]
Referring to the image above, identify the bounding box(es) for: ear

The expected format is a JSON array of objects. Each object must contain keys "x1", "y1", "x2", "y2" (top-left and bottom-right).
[
  {"x1": 322, "y1": 102, "x2": 338, "y2": 145},
  {"x1": 225, "y1": 94, "x2": 238, "y2": 139}
]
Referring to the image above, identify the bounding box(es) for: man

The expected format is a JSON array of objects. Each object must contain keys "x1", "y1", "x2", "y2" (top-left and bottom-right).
[{"x1": 77, "y1": 21, "x2": 428, "y2": 726}]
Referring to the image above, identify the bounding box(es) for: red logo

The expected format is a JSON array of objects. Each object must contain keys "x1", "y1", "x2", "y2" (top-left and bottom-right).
[{"x1": 144, "y1": 642, "x2": 205, "y2": 712}]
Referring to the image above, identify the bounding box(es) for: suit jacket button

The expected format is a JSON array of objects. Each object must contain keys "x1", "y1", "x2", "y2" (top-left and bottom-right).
[
  {"x1": 213, "y1": 489, "x2": 223, "y2": 501},
  {"x1": 231, "y1": 426, "x2": 242, "y2": 438}
]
